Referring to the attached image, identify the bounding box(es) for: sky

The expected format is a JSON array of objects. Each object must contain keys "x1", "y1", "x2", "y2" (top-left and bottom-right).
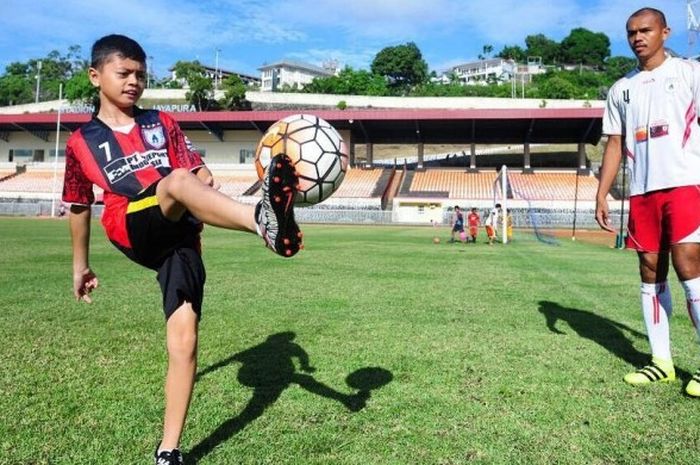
[{"x1": 0, "y1": 0, "x2": 692, "y2": 79}]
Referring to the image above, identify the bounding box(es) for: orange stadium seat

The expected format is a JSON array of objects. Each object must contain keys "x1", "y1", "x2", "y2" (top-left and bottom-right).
[
  {"x1": 333, "y1": 168, "x2": 383, "y2": 198},
  {"x1": 410, "y1": 170, "x2": 497, "y2": 199},
  {"x1": 509, "y1": 172, "x2": 600, "y2": 201},
  {"x1": 0, "y1": 170, "x2": 103, "y2": 200}
]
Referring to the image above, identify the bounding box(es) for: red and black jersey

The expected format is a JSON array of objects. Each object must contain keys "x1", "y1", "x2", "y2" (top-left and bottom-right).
[{"x1": 62, "y1": 109, "x2": 204, "y2": 248}]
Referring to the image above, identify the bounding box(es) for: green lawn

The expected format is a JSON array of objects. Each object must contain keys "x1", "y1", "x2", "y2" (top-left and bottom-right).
[{"x1": 1, "y1": 218, "x2": 700, "y2": 465}]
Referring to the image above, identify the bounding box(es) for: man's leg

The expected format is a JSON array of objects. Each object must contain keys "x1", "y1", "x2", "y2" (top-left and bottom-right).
[
  {"x1": 160, "y1": 302, "x2": 199, "y2": 451},
  {"x1": 624, "y1": 252, "x2": 675, "y2": 385},
  {"x1": 672, "y1": 243, "x2": 700, "y2": 395}
]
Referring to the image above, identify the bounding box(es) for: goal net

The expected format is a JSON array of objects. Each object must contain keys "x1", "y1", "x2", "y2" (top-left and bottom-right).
[{"x1": 492, "y1": 165, "x2": 559, "y2": 246}]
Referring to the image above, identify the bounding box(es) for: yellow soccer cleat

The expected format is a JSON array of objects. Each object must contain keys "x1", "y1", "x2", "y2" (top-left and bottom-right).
[
  {"x1": 624, "y1": 358, "x2": 675, "y2": 385},
  {"x1": 685, "y1": 370, "x2": 700, "y2": 397}
]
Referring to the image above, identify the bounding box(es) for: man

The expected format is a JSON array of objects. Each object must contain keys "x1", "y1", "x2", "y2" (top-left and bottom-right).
[{"x1": 596, "y1": 7, "x2": 700, "y2": 396}]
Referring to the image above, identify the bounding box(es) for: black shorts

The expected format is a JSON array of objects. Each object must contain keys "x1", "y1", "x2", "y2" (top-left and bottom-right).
[{"x1": 114, "y1": 182, "x2": 206, "y2": 320}]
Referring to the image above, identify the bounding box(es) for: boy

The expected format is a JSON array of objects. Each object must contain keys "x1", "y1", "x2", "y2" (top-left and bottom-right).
[
  {"x1": 484, "y1": 204, "x2": 501, "y2": 245},
  {"x1": 62, "y1": 34, "x2": 301, "y2": 464},
  {"x1": 449, "y1": 206, "x2": 465, "y2": 243},
  {"x1": 467, "y1": 207, "x2": 480, "y2": 243}
]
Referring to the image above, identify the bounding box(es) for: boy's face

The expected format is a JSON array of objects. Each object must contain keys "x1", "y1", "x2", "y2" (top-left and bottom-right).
[{"x1": 89, "y1": 54, "x2": 146, "y2": 110}]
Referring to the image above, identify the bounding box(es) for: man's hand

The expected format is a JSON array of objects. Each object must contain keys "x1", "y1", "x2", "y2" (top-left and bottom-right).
[
  {"x1": 595, "y1": 197, "x2": 616, "y2": 233},
  {"x1": 73, "y1": 268, "x2": 98, "y2": 303}
]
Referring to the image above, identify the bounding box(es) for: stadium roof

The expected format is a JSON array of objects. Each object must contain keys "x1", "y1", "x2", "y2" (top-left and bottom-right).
[{"x1": 0, "y1": 108, "x2": 603, "y2": 145}]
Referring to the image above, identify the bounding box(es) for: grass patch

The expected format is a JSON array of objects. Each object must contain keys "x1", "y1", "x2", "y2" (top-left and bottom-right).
[{"x1": 1, "y1": 218, "x2": 700, "y2": 464}]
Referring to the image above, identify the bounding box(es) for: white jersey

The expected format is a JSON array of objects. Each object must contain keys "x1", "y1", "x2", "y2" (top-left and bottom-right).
[
  {"x1": 485, "y1": 208, "x2": 499, "y2": 227},
  {"x1": 603, "y1": 57, "x2": 700, "y2": 196}
]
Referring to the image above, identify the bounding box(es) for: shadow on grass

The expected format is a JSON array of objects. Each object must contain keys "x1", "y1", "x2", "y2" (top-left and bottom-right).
[
  {"x1": 538, "y1": 300, "x2": 692, "y2": 381},
  {"x1": 187, "y1": 332, "x2": 393, "y2": 464}
]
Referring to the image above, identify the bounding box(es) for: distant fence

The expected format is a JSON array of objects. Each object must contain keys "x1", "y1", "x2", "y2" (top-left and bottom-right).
[{"x1": 0, "y1": 200, "x2": 629, "y2": 230}]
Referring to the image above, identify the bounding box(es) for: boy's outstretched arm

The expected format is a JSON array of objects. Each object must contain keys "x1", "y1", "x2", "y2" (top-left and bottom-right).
[{"x1": 69, "y1": 205, "x2": 99, "y2": 303}]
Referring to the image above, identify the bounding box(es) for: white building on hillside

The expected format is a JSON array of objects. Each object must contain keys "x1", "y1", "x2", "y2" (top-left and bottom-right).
[
  {"x1": 258, "y1": 60, "x2": 334, "y2": 92},
  {"x1": 170, "y1": 65, "x2": 260, "y2": 88},
  {"x1": 438, "y1": 57, "x2": 546, "y2": 85},
  {"x1": 442, "y1": 58, "x2": 513, "y2": 85}
]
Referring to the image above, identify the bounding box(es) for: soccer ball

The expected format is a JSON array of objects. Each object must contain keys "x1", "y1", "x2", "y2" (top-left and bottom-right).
[{"x1": 255, "y1": 114, "x2": 349, "y2": 205}]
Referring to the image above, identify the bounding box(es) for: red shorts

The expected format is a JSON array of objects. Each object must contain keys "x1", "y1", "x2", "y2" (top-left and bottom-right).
[
  {"x1": 627, "y1": 185, "x2": 700, "y2": 253},
  {"x1": 485, "y1": 225, "x2": 495, "y2": 238},
  {"x1": 469, "y1": 226, "x2": 478, "y2": 236}
]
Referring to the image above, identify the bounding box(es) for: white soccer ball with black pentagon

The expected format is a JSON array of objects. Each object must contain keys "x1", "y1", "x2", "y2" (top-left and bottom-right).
[{"x1": 255, "y1": 114, "x2": 349, "y2": 205}]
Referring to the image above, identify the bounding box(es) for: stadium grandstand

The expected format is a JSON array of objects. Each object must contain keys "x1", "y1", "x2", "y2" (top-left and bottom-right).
[{"x1": 0, "y1": 99, "x2": 623, "y2": 228}]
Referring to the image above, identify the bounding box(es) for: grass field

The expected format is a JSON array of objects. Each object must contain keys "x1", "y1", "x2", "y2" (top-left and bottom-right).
[{"x1": 2, "y1": 217, "x2": 700, "y2": 465}]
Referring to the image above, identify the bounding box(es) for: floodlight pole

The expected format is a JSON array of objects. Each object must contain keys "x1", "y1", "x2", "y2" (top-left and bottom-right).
[
  {"x1": 215, "y1": 49, "x2": 221, "y2": 89},
  {"x1": 572, "y1": 169, "x2": 580, "y2": 240},
  {"x1": 35, "y1": 60, "x2": 42, "y2": 104},
  {"x1": 501, "y1": 164, "x2": 508, "y2": 244},
  {"x1": 689, "y1": 0, "x2": 700, "y2": 55},
  {"x1": 50, "y1": 83, "x2": 63, "y2": 218},
  {"x1": 618, "y1": 152, "x2": 627, "y2": 249}
]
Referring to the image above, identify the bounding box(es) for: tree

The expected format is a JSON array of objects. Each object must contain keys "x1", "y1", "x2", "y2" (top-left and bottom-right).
[
  {"x1": 478, "y1": 44, "x2": 494, "y2": 60},
  {"x1": 0, "y1": 46, "x2": 88, "y2": 105},
  {"x1": 304, "y1": 67, "x2": 389, "y2": 96},
  {"x1": 525, "y1": 34, "x2": 561, "y2": 64},
  {"x1": 64, "y1": 69, "x2": 97, "y2": 104},
  {"x1": 604, "y1": 56, "x2": 637, "y2": 82},
  {"x1": 560, "y1": 28, "x2": 610, "y2": 67},
  {"x1": 371, "y1": 42, "x2": 428, "y2": 94},
  {"x1": 172, "y1": 60, "x2": 214, "y2": 110},
  {"x1": 219, "y1": 74, "x2": 249, "y2": 110},
  {"x1": 535, "y1": 75, "x2": 578, "y2": 99},
  {"x1": 0, "y1": 74, "x2": 33, "y2": 106},
  {"x1": 496, "y1": 45, "x2": 527, "y2": 62}
]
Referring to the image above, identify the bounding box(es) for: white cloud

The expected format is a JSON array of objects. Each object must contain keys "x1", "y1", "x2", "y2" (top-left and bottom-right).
[{"x1": 0, "y1": 0, "x2": 691, "y2": 77}]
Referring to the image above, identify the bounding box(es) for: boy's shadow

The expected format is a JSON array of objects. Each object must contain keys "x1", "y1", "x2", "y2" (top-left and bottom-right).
[
  {"x1": 538, "y1": 300, "x2": 691, "y2": 379},
  {"x1": 187, "y1": 332, "x2": 392, "y2": 464}
]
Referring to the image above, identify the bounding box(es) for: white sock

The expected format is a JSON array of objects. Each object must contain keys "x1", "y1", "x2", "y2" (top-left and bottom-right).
[
  {"x1": 681, "y1": 276, "x2": 700, "y2": 341},
  {"x1": 640, "y1": 282, "x2": 672, "y2": 361}
]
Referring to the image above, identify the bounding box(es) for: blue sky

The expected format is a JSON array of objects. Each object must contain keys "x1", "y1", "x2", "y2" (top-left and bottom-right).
[{"x1": 0, "y1": 0, "x2": 691, "y2": 79}]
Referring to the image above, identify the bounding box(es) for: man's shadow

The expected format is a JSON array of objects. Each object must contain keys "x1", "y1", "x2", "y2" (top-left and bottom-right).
[
  {"x1": 187, "y1": 332, "x2": 392, "y2": 464},
  {"x1": 538, "y1": 300, "x2": 691, "y2": 379}
]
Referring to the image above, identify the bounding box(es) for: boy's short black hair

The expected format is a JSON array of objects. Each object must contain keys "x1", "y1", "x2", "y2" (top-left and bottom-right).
[{"x1": 91, "y1": 34, "x2": 146, "y2": 69}]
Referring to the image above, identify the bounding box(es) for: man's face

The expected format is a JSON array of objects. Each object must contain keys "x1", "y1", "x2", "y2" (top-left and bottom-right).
[{"x1": 626, "y1": 11, "x2": 669, "y2": 61}]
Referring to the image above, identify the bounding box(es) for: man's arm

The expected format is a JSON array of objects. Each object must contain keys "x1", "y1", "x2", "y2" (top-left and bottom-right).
[
  {"x1": 69, "y1": 205, "x2": 98, "y2": 302},
  {"x1": 595, "y1": 134, "x2": 623, "y2": 233}
]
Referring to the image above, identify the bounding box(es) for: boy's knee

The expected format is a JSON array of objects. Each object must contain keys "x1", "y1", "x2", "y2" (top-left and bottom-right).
[
  {"x1": 166, "y1": 304, "x2": 199, "y2": 360},
  {"x1": 167, "y1": 168, "x2": 193, "y2": 188},
  {"x1": 168, "y1": 328, "x2": 198, "y2": 360}
]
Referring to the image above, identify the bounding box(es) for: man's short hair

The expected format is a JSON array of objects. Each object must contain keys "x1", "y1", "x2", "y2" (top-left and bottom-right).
[
  {"x1": 628, "y1": 7, "x2": 667, "y2": 28},
  {"x1": 91, "y1": 34, "x2": 146, "y2": 69}
]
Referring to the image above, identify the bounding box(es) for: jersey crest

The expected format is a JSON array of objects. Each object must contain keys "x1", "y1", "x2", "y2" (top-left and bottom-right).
[{"x1": 142, "y1": 123, "x2": 166, "y2": 149}]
